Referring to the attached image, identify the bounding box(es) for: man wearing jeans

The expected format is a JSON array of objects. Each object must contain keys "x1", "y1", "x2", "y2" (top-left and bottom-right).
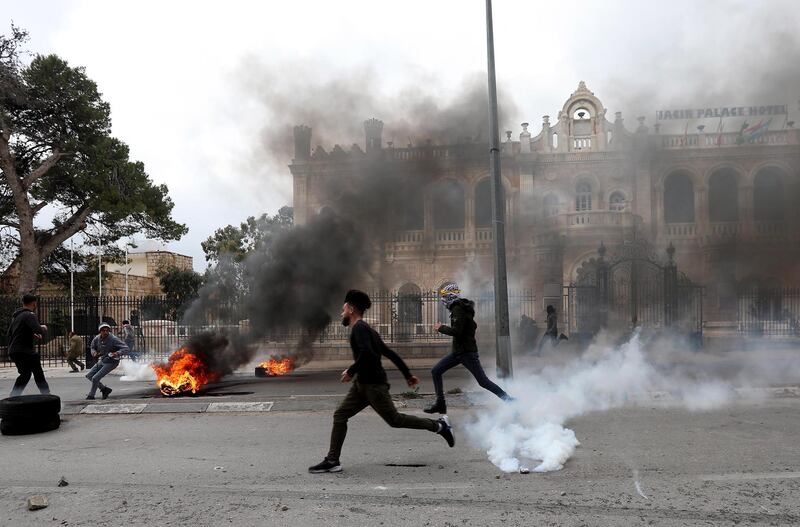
[
  {"x1": 7, "y1": 294, "x2": 50, "y2": 397},
  {"x1": 85, "y1": 323, "x2": 129, "y2": 400},
  {"x1": 308, "y1": 290, "x2": 454, "y2": 474},
  {"x1": 424, "y1": 283, "x2": 512, "y2": 414}
]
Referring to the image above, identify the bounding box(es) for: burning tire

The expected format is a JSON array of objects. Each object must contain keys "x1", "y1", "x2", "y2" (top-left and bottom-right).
[
  {"x1": 255, "y1": 358, "x2": 295, "y2": 377},
  {"x1": 0, "y1": 395, "x2": 61, "y2": 436}
]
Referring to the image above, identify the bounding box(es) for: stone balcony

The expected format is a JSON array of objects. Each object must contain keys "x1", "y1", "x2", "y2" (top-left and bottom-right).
[
  {"x1": 661, "y1": 220, "x2": 798, "y2": 244},
  {"x1": 538, "y1": 211, "x2": 641, "y2": 233}
]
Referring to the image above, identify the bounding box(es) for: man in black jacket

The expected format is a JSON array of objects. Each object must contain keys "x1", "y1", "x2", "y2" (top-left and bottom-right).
[
  {"x1": 309, "y1": 290, "x2": 455, "y2": 474},
  {"x1": 424, "y1": 284, "x2": 511, "y2": 414},
  {"x1": 7, "y1": 294, "x2": 50, "y2": 397}
]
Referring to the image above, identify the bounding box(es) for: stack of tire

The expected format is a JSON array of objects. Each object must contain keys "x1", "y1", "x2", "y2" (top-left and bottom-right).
[{"x1": 0, "y1": 394, "x2": 61, "y2": 435}]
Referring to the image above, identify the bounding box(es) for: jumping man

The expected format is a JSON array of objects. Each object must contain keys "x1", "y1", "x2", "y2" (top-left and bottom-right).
[
  {"x1": 424, "y1": 283, "x2": 511, "y2": 414},
  {"x1": 309, "y1": 289, "x2": 455, "y2": 474},
  {"x1": 85, "y1": 323, "x2": 130, "y2": 400}
]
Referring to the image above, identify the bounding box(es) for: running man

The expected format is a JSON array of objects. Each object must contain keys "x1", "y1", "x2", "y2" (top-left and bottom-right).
[
  {"x1": 309, "y1": 290, "x2": 454, "y2": 474},
  {"x1": 85, "y1": 323, "x2": 129, "y2": 400},
  {"x1": 424, "y1": 283, "x2": 511, "y2": 414}
]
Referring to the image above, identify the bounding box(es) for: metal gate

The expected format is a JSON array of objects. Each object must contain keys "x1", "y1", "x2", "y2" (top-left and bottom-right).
[{"x1": 564, "y1": 241, "x2": 703, "y2": 340}]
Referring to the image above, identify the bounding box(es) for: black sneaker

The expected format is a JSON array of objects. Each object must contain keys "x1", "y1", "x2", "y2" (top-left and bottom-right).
[
  {"x1": 308, "y1": 458, "x2": 342, "y2": 473},
  {"x1": 437, "y1": 416, "x2": 455, "y2": 447},
  {"x1": 100, "y1": 387, "x2": 112, "y2": 400},
  {"x1": 424, "y1": 398, "x2": 447, "y2": 414},
  {"x1": 85, "y1": 395, "x2": 95, "y2": 400}
]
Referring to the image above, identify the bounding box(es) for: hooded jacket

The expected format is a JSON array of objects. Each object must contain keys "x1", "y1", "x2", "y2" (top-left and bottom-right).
[
  {"x1": 6, "y1": 308, "x2": 45, "y2": 356},
  {"x1": 437, "y1": 298, "x2": 478, "y2": 355}
]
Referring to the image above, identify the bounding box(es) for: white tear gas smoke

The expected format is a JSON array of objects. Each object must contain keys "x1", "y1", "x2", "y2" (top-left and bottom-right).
[
  {"x1": 466, "y1": 330, "x2": 738, "y2": 473},
  {"x1": 120, "y1": 358, "x2": 156, "y2": 381}
]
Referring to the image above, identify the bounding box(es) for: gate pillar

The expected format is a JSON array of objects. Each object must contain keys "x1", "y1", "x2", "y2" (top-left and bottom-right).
[
  {"x1": 664, "y1": 243, "x2": 678, "y2": 327},
  {"x1": 596, "y1": 242, "x2": 609, "y2": 329}
]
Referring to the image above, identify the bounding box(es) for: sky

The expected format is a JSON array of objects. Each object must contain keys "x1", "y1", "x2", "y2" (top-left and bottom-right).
[{"x1": 2, "y1": 0, "x2": 799, "y2": 271}]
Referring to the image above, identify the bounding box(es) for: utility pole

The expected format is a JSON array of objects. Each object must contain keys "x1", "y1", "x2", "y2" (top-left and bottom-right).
[
  {"x1": 98, "y1": 241, "x2": 103, "y2": 324},
  {"x1": 70, "y1": 236, "x2": 74, "y2": 332},
  {"x1": 485, "y1": 0, "x2": 513, "y2": 378}
]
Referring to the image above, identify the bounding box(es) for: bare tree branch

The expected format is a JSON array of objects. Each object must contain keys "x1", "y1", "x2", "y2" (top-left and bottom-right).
[
  {"x1": 40, "y1": 205, "x2": 91, "y2": 257},
  {"x1": 22, "y1": 150, "x2": 64, "y2": 188}
]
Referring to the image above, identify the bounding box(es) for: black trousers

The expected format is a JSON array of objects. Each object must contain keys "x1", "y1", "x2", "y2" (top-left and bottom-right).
[
  {"x1": 327, "y1": 382, "x2": 439, "y2": 462},
  {"x1": 431, "y1": 351, "x2": 509, "y2": 400},
  {"x1": 10, "y1": 353, "x2": 51, "y2": 397}
]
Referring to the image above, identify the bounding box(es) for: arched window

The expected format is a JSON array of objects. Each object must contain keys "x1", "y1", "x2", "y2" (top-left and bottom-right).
[
  {"x1": 708, "y1": 169, "x2": 739, "y2": 222},
  {"x1": 475, "y1": 179, "x2": 492, "y2": 228},
  {"x1": 754, "y1": 168, "x2": 785, "y2": 222},
  {"x1": 575, "y1": 182, "x2": 592, "y2": 211},
  {"x1": 543, "y1": 194, "x2": 559, "y2": 217},
  {"x1": 432, "y1": 180, "x2": 465, "y2": 229},
  {"x1": 663, "y1": 171, "x2": 695, "y2": 223},
  {"x1": 609, "y1": 192, "x2": 626, "y2": 212}
]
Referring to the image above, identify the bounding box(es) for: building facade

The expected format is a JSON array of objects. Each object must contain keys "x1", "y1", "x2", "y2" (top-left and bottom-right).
[{"x1": 290, "y1": 82, "x2": 800, "y2": 325}]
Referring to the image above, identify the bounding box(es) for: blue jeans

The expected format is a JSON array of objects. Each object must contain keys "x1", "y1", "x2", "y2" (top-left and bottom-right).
[
  {"x1": 85, "y1": 360, "x2": 118, "y2": 397},
  {"x1": 431, "y1": 352, "x2": 509, "y2": 400}
]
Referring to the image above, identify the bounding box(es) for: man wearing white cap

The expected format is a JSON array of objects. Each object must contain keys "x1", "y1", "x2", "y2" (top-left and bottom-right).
[{"x1": 85, "y1": 323, "x2": 129, "y2": 400}]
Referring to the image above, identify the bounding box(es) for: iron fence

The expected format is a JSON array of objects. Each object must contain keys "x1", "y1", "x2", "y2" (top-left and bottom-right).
[
  {"x1": 1, "y1": 290, "x2": 535, "y2": 367},
  {"x1": 738, "y1": 288, "x2": 800, "y2": 336}
]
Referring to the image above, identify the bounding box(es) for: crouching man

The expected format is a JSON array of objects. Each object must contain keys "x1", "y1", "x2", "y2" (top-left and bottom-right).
[
  {"x1": 309, "y1": 290, "x2": 455, "y2": 474},
  {"x1": 85, "y1": 323, "x2": 130, "y2": 400}
]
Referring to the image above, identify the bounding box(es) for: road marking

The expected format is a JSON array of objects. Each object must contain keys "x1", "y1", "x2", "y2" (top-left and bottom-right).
[
  {"x1": 206, "y1": 402, "x2": 274, "y2": 412},
  {"x1": 81, "y1": 404, "x2": 147, "y2": 414},
  {"x1": 699, "y1": 471, "x2": 800, "y2": 481}
]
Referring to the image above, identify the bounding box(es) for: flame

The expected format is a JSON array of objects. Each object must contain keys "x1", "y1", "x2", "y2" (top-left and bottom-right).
[
  {"x1": 152, "y1": 348, "x2": 219, "y2": 396},
  {"x1": 257, "y1": 357, "x2": 295, "y2": 376}
]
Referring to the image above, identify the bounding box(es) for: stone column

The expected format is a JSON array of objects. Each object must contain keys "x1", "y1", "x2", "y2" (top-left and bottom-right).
[
  {"x1": 465, "y1": 184, "x2": 476, "y2": 261},
  {"x1": 695, "y1": 185, "x2": 709, "y2": 240},
  {"x1": 423, "y1": 192, "x2": 435, "y2": 263},
  {"x1": 740, "y1": 185, "x2": 754, "y2": 240}
]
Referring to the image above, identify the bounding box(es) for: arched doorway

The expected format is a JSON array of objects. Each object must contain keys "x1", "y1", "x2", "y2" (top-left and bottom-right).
[
  {"x1": 708, "y1": 169, "x2": 739, "y2": 222},
  {"x1": 432, "y1": 180, "x2": 465, "y2": 229},
  {"x1": 663, "y1": 171, "x2": 695, "y2": 223},
  {"x1": 397, "y1": 283, "x2": 422, "y2": 341},
  {"x1": 753, "y1": 167, "x2": 785, "y2": 222},
  {"x1": 475, "y1": 179, "x2": 492, "y2": 228}
]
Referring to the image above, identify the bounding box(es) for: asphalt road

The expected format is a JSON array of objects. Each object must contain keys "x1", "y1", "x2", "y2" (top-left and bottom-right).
[{"x1": 1, "y1": 366, "x2": 799, "y2": 526}]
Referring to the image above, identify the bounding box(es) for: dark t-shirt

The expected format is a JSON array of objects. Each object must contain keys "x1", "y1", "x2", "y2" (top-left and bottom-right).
[{"x1": 345, "y1": 320, "x2": 412, "y2": 384}]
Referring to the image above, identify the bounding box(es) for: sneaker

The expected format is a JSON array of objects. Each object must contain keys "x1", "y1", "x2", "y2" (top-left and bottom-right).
[
  {"x1": 308, "y1": 458, "x2": 342, "y2": 473},
  {"x1": 437, "y1": 416, "x2": 455, "y2": 447},
  {"x1": 69, "y1": 370, "x2": 79, "y2": 373},
  {"x1": 85, "y1": 395, "x2": 95, "y2": 400},
  {"x1": 100, "y1": 387, "x2": 112, "y2": 400},
  {"x1": 423, "y1": 398, "x2": 447, "y2": 414}
]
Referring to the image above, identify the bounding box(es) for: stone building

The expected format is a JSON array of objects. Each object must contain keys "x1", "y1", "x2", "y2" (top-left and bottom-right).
[
  {"x1": 290, "y1": 82, "x2": 800, "y2": 327},
  {"x1": 103, "y1": 250, "x2": 194, "y2": 296}
]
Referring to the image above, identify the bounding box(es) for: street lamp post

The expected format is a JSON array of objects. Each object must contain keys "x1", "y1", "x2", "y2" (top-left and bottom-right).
[{"x1": 485, "y1": 0, "x2": 513, "y2": 378}]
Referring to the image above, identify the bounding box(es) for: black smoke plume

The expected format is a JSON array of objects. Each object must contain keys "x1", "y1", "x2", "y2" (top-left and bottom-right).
[{"x1": 157, "y1": 63, "x2": 520, "y2": 375}]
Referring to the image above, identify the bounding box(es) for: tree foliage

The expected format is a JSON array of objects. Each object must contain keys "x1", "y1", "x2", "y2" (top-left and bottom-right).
[
  {"x1": 201, "y1": 206, "x2": 293, "y2": 265},
  {"x1": 0, "y1": 25, "x2": 187, "y2": 293},
  {"x1": 200, "y1": 206, "x2": 293, "y2": 299}
]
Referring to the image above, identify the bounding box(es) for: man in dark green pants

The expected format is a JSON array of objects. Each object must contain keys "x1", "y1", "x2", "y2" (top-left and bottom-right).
[{"x1": 309, "y1": 290, "x2": 455, "y2": 474}]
